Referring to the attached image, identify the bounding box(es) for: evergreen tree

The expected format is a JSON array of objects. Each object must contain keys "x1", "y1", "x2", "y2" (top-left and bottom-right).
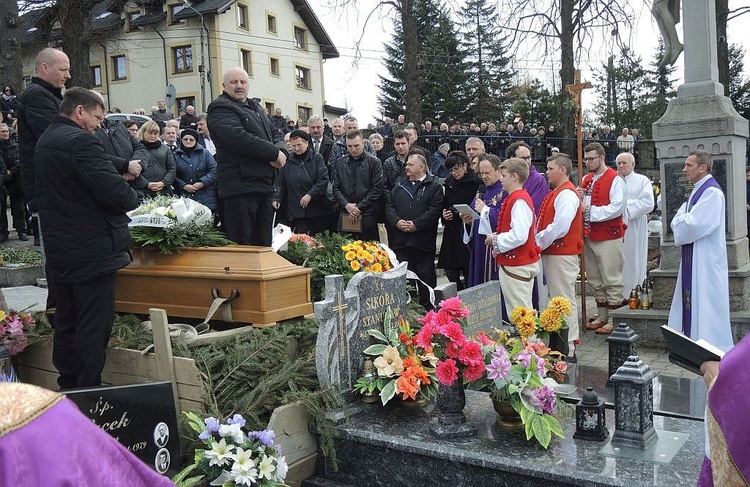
[
  {"x1": 508, "y1": 79, "x2": 562, "y2": 129},
  {"x1": 641, "y1": 41, "x2": 677, "y2": 137},
  {"x1": 457, "y1": 0, "x2": 515, "y2": 123},
  {"x1": 728, "y1": 43, "x2": 750, "y2": 120},
  {"x1": 592, "y1": 47, "x2": 648, "y2": 131},
  {"x1": 378, "y1": 0, "x2": 468, "y2": 123}
]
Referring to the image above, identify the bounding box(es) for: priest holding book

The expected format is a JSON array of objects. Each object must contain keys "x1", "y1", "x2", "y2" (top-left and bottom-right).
[{"x1": 667, "y1": 150, "x2": 734, "y2": 351}]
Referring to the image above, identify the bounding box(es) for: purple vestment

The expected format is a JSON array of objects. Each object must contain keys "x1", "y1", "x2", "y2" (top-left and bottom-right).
[
  {"x1": 523, "y1": 166, "x2": 551, "y2": 215},
  {"x1": 697, "y1": 335, "x2": 750, "y2": 486},
  {"x1": 0, "y1": 396, "x2": 175, "y2": 486},
  {"x1": 467, "y1": 180, "x2": 503, "y2": 287}
]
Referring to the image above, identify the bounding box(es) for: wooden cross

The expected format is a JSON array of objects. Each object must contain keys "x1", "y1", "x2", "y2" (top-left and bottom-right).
[
  {"x1": 332, "y1": 290, "x2": 349, "y2": 359},
  {"x1": 565, "y1": 68, "x2": 592, "y2": 334}
]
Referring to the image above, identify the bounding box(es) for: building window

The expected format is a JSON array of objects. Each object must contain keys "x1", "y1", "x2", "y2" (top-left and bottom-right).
[
  {"x1": 298, "y1": 106, "x2": 311, "y2": 122},
  {"x1": 128, "y1": 11, "x2": 141, "y2": 31},
  {"x1": 294, "y1": 26, "x2": 307, "y2": 50},
  {"x1": 270, "y1": 57, "x2": 280, "y2": 76},
  {"x1": 267, "y1": 14, "x2": 277, "y2": 33},
  {"x1": 169, "y1": 4, "x2": 185, "y2": 24},
  {"x1": 265, "y1": 102, "x2": 275, "y2": 114},
  {"x1": 172, "y1": 45, "x2": 193, "y2": 74},
  {"x1": 176, "y1": 96, "x2": 196, "y2": 114},
  {"x1": 295, "y1": 65, "x2": 311, "y2": 90},
  {"x1": 91, "y1": 65, "x2": 102, "y2": 87},
  {"x1": 237, "y1": 4, "x2": 248, "y2": 30},
  {"x1": 241, "y1": 49, "x2": 252, "y2": 76},
  {"x1": 112, "y1": 55, "x2": 127, "y2": 80}
]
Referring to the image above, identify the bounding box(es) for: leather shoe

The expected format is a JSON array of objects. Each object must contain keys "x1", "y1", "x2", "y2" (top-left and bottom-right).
[{"x1": 17, "y1": 233, "x2": 29, "y2": 241}]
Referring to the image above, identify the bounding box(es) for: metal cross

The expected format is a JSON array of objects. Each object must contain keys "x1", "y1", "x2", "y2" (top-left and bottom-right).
[{"x1": 332, "y1": 290, "x2": 349, "y2": 359}]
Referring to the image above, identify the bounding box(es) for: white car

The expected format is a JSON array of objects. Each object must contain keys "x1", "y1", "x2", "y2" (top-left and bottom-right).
[{"x1": 105, "y1": 113, "x2": 153, "y2": 126}]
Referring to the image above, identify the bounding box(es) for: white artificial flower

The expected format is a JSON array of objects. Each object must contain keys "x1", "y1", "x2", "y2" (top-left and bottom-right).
[
  {"x1": 154, "y1": 206, "x2": 169, "y2": 216},
  {"x1": 218, "y1": 423, "x2": 245, "y2": 444},
  {"x1": 230, "y1": 461, "x2": 258, "y2": 486},
  {"x1": 273, "y1": 455, "x2": 289, "y2": 482},
  {"x1": 204, "y1": 438, "x2": 235, "y2": 467},
  {"x1": 231, "y1": 447, "x2": 256, "y2": 469},
  {"x1": 257, "y1": 454, "x2": 276, "y2": 480}
]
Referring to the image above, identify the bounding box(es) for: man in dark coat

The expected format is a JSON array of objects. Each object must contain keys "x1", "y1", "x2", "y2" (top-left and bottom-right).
[
  {"x1": 95, "y1": 117, "x2": 148, "y2": 181},
  {"x1": 207, "y1": 67, "x2": 287, "y2": 246},
  {"x1": 0, "y1": 124, "x2": 23, "y2": 242},
  {"x1": 35, "y1": 87, "x2": 139, "y2": 389},
  {"x1": 17, "y1": 48, "x2": 70, "y2": 239},
  {"x1": 308, "y1": 115, "x2": 333, "y2": 165},
  {"x1": 386, "y1": 153, "x2": 444, "y2": 309},
  {"x1": 332, "y1": 130, "x2": 383, "y2": 241}
]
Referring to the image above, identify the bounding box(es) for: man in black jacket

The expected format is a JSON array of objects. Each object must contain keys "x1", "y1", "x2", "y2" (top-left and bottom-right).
[
  {"x1": 0, "y1": 123, "x2": 21, "y2": 242},
  {"x1": 18, "y1": 48, "x2": 70, "y2": 243},
  {"x1": 207, "y1": 67, "x2": 287, "y2": 246},
  {"x1": 95, "y1": 118, "x2": 148, "y2": 184},
  {"x1": 36, "y1": 87, "x2": 139, "y2": 389},
  {"x1": 386, "y1": 153, "x2": 443, "y2": 309},
  {"x1": 332, "y1": 130, "x2": 383, "y2": 241}
]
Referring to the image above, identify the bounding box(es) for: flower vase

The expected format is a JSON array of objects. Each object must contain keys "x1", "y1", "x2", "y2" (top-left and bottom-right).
[
  {"x1": 548, "y1": 327, "x2": 570, "y2": 358},
  {"x1": 429, "y1": 377, "x2": 476, "y2": 439},
  {"x1": 492, "y1": 399, "x2": 524, "y2": 430},
  {"x1": 399, "y1": 396, "x2": 427, "y2": 409}
]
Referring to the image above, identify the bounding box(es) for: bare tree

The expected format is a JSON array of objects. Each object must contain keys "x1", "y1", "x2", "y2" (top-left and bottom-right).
[
  {"x1": 500, "y1": 0, "x2": 635, "y2": 147},
  {"x1": 328, "y1": 0, "x2": 422, "y2": 122},
  {"x1": 1, "y1": 0, "x2": 23, "y2": 91}
]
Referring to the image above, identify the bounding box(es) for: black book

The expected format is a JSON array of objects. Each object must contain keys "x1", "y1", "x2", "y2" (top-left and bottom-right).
[{"x1": 660, "y1": 325, "x2": 725, "y2": 376}]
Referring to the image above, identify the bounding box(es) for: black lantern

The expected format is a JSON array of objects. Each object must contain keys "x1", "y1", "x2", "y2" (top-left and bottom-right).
[
  {"x1": 574, "y1": 386, "x2": 609, "y2": 441},
  {"x1": 605, "y1": 323, "x2": 639, "y2": 386},
  {"x1": 609, "y1": 355, "x2": 657, "y2": 449}
]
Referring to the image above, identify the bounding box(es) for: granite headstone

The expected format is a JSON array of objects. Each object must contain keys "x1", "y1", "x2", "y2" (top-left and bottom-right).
[
  {"x1": 457, "y1": 280, "x2": 505, "y2": 337},
  {"x1": 314, "y1": 262, "x2": 408, "y2": 391},
  {"x1": 65, "y1": 381, "x2": 179, "y2": 477},
  {"x1": 662, "y1": 158, "x2": 727, "y2": 236}
]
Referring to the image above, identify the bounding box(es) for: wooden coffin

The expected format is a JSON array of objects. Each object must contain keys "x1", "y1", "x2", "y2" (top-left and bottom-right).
[{"x1": 115, "y1": 246, "x2": 312, "y2": 326}]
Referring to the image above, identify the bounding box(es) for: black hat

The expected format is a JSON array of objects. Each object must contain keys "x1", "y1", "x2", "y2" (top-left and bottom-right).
[{"x1": 181, "y1": 128, "x2": 199, "y2": 141}]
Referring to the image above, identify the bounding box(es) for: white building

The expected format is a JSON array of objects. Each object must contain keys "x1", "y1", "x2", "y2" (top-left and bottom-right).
[{"x1": 19, "y1": 0, "x2": 339, "y2": 121}]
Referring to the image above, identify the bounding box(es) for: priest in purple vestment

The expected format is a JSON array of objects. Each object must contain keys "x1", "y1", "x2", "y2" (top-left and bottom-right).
[
  {"x1": 0, "y1": 383, "x2": 175, "y2": 486},
  {"x1": 464, "y1": 154, "x2": 504, "y2": 287},
  {"x1": 698, "y1": 335, "x2": 750, "y2": 486},
  {"x1": 508, "y1": 141, "x2": 550, "y2": 214}
]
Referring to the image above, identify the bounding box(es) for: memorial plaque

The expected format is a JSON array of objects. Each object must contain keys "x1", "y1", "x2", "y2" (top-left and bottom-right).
[
  {"x1": 315, "y1": 263, "x2": 408, "y2": 390},
  {"x1": 663, "y1": 159, "x2": 727, "y2": 236},
  {"x1": 457, "y1": 280, "x2": 506, "y2": 337},
  {"x1": 66, "y1": 381, "x2": 179, "y2": 477}
]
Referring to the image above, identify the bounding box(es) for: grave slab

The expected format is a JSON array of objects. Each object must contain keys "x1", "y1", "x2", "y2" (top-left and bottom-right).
[
  {"x1": 0, "y1": 285, "x2": 48, "y2": 313},
  {"x1": 457, "y1": 280, "x2": 506, "y2": 337}
]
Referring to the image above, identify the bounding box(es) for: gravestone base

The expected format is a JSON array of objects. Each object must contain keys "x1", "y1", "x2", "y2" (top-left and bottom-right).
[
  {"x1": 310, "y1": 390, "x2": 704, "y2": 487},
  {"x1": 428, "y1": 414, "x2": 476, "y2": 439}
]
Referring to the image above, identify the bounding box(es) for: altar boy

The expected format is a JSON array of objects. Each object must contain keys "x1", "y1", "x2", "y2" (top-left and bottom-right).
[{"x1": 485, "y1": 158, "x2": 541, "y2": 317}]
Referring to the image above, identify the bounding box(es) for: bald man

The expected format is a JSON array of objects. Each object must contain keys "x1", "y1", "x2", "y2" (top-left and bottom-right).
[
  {"x1": 207, "y1": 67, "x2": 287, "y2": 246},
  {"x1": 18, "y1": 48, "x2": 70, "y2": 214}
]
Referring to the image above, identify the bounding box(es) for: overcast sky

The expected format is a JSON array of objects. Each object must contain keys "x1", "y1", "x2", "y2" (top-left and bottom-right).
[{"x1": 306, "y1": 0, "x2": 750, "y2": 124}]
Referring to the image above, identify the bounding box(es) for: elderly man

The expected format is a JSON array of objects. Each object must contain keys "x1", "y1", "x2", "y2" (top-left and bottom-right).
[
  {"x1": 386, "y1": 153, "x2": 443, "y2": 309},
  {"x1": 308, "y1": 115, "x2": 333, "y2": 164},
  {"x1": 616, "y1": 152, "x2": 654, "y2": 298},
  {"x1": 328, "y1": 116, "x2": 375, "y2": 169},
  {"x1": 180, "y1": 105, "x2": 199, "y2": 129},
  {"x1": 207, "y1": 67, "x2": 287, "y2": 246},
  {"x1": 151, "y1": 99, "x2": 174, "y2": 128},
  {"x1": 617, "y1": 127, "x2": 635, "y2": 153},
  {"x1": 668, "y1": 150, "x2": 734, "y2": 350},
  {"x1": 578, "y1": 142, "x2": 627, "y2": 334},
  {"x1": 36, "y1": 87, "x2": 139, "y2": 388},
  {"x1": 465, "y1": 136, "x2": 485, "y2": 163}
]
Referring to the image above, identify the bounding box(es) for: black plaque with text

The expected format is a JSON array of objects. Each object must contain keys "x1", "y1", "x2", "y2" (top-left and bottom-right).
[
  {"x1": 663, "y1": 159, "x2": 727, "y2": 236},
  {"x1": 65, "y1": 381, "x2": 180, "y2": 477}
]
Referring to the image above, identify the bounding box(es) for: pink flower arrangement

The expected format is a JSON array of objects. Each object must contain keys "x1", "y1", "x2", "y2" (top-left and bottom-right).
[
  {"x1": 0, "y1": 310, "x2": 37, "y2": 356},
  {"x1": 414, "y1": 297, "x2": 483, "y2": 386}
]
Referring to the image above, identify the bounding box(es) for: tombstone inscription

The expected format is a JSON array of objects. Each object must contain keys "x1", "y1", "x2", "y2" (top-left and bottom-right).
[
  {"x1": 65, "y1": 381, "x2": 180, "y2": 476},
  {"x1": 457, "y1": 280, "x2": 506, "y2": 337},
  {"x1": 315, "y1": 263, "x2": 408, "y2": 391}
]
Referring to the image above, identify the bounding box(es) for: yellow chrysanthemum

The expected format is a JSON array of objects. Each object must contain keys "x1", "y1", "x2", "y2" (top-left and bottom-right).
[
  {"x1": 516, "y1": 316, "x2": 537, "y2": 337},
  {"x1": 345, "y1": 250, "x2": 356, "y2": 261},
  {"x1": 510, "y1": 306, "x2": 535, "y2": 327},
  {"x1": 539, "y1": 308, "x2": 562, "y2": 332},
  {"x1": 350, "y1": 260, "x2": 361, "y2": 271},
  {"x1": 548, "y1": 296, "x2": 572, "y2": 318},
  {"x1": 370, "y1": 262, "x2": 383, "y2": 272},
  {"x1": 363, "y1": 252, "x2": 374, "y2": 263},
  {"x1": 356, "y1": 249, "x2": 367, "y2": 260}
]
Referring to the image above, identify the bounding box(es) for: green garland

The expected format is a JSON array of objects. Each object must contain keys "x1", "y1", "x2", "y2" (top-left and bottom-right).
[{"x1": 129, "y1": 221, "x2": 233, "y2": 254}]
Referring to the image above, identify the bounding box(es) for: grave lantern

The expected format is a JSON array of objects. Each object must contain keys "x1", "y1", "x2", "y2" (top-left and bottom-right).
[
  {"x1": 573, "y1": 386, "x2": 609, "y2": 441},
  {"x1": 609, "y1": 355, "x2": 657, "y2": 449},
  {"x1": 605, "y1": 323, "x2": 639, "y2": 387},
  {"x1": 0, "y1": 344, "x2": 18, "y2": 382}
]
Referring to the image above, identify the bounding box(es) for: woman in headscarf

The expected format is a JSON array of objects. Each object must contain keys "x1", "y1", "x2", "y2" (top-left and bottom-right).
[{"x1": 172, "y1": 128, "x2": 218, "y2": 213}]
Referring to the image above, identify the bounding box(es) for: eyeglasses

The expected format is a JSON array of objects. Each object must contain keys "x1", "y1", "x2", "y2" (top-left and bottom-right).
[
  {"x1": 583, "y1": 156, "x2": 600, "y2": 162},
  {"x1": 449, "y1": 165, "x2": 465, "y2": 173}
]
